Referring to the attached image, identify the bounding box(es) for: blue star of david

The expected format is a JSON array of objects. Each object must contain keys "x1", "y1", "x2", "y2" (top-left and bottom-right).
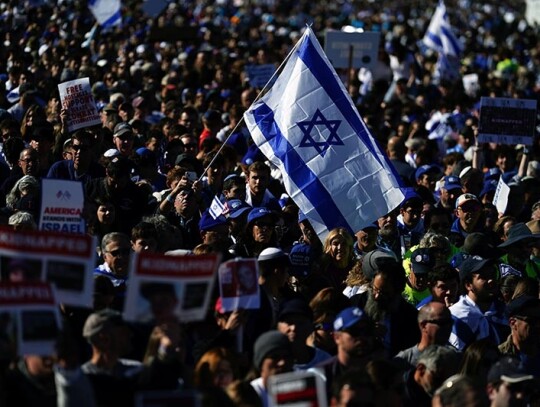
[{"x1": 297, "y1": 109, "x2": 343, "y2": 157}]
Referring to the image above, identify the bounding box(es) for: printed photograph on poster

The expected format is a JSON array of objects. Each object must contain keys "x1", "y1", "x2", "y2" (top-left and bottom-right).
[
  {"x1": 123, "y1": 253, "x2": 220, "y2": 324},
  {"x1": 478, "y1": 97, "x2": 537, "y2": 145},
  {"x1": 0, "y1": 227, "x2": 96, "y2": 308},
  {"x1": 218, "y1": 258, "x2": 260, "y2": 312},
  {"x1": 58, "y1": 77, "x2": 101, "y2": 132},
  {"x1": 0, "y1": 257, "x2": 42, "y2": 282},
  {"x1": 0, "y1": 282, "x2": 62, "y2": 356}
]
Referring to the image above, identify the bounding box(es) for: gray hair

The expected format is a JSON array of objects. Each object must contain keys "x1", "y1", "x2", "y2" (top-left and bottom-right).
[
  {"x1": 6, "y1": 175, "x2": 39, "y2": 209},
  {"x1": 419, "y1": 232, "x2": 450, "y2": 251},
  {"x1": 8, "y1": 211, "x2": 36, "y2": 229},
  {"x1": 101, "y1": 232, "x2": 129, "y2": 253},
  {"x1": 417, "y1": 345, "x2": 460, "y2": 373}
]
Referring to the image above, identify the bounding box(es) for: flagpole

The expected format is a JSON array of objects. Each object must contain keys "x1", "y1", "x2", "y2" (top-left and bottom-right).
[{"x1": 197, "y1": 29, "x2": 309, "y2": 181}]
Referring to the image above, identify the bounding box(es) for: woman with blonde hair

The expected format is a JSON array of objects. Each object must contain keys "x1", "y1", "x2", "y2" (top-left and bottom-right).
[
  {"x1": 194, "y1": 347, "x2": 239, "y2": 390},
  {"x1": 319, "y1": 227, "x2": 354, "y2": 291}
]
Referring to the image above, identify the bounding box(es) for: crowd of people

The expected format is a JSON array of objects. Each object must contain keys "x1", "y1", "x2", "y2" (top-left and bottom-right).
[{"x1": 1, "y1": 0, "x2": 540, "y2": 406}]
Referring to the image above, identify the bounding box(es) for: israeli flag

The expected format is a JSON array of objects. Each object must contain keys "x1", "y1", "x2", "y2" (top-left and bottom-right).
[
  {"x1": 244, "y1": 28, "x2": 404, "y2": 241},
  {"x1": 423, "y1": 1, "x2": 463, "y2": 57},
  {"x1": 88, "y1": 0, "x2": 121, "y2": 28},
  {"x1": 209, "y1": 195, "x2": 226, "y2": 220}
]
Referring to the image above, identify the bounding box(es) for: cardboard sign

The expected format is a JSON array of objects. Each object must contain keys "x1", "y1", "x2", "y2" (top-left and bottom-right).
[
  {"x1": 245, "y1": 64, "x2": 276, "y2": 89},
  {"x1": 493, "y1": 176, "x2": 511, "y2": 215},
  {"x1": 0, "y1": 282, "x2": 61, "y2": 356},
  {"x1": 478, "y1": 97, "x2": 537, "y2": 145},
  {"x1": 324, "y1": 31, "x2": 380, "y2": 70},
  {"x1": 39, "y1": 179, "x2": 85, "y2": 234},
  {"x1": 218, "y1": 258, "x2": 260, "y2": 312},
  {"x1": 269, "y1": 371, "x2": 328, "y2": 407},
  {"x1": 0, "y1": 227, "x2": 96, "y2": 308},
  {"x1": 123, "y1": 253, "x2": 221, "y2": 323},
  {"x1": 58, "y1": 77, "x2": 101, "y2": 132}
]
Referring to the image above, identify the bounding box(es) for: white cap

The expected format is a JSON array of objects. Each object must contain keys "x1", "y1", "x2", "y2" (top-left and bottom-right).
[{"x1": 258, "y1": 247, "x2": 287, "y2": 262}]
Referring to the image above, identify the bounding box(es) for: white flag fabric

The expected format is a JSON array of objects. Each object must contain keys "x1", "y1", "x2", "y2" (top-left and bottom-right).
[
  {"x1": 209, "y1": 195, "x2": 226, "y2": 220},
  {"x1": 244, "y1": 27, "x2": 404, "y2": 241},
  {"x1": 423, "y1": 1, "x2": 463, "y2": 57},
  {"x1": 88, "y1": 0, "x2": 121, "y2": 27}
]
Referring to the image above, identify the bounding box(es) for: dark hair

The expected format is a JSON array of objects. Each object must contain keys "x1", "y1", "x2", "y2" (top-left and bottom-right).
[
  {"x1": 131, "y1": 221, "x2": 158, "y2": 242},
  {"x1": 428, "y1": 264, "x2": 459, "y2": 285},
  {"x1": 424, "y1": 207, "x2": 452, "y2": 230}
]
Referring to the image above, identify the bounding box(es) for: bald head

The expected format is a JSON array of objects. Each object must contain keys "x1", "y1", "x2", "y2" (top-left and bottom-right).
[
  {"x1": 387, "y1": 136, "x2": 406, "y2": 159},
  {"x1": 418, "y1": 302, "x2": 453, "y2": 347}
]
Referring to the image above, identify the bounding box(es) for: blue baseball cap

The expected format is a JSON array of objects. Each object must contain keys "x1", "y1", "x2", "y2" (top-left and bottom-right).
[
  {"x1": 400, "y1": 188, "x2": 423, "y2": 208},
  {"x1": 480, "y1": 180, "x2": 498, "y2": 198},
  {"x1": 198, "y1": 210, "x2": 228, "y2": 231},
  {"x1": 415, "y1": 164, "x2": 440, "y2": 181},
  {"x1": 289, "y1": 243, "x2": 315, "y2": 278},
  {"x1": 225, "y1": 199, "x2": 251, "y2": 219},
  {"x1": 411, "y1": 248, "x2": 435, "y2": 275},
  {"x1": 247, "y1": 207, "x2": 275, "y2": 228},
  {"x1": 485, "y1": 167, "x2": 501, "y2": 182},
  {"x1": 333, "y1": 307, "x2": 369, "y2": 331},
  {"x1": 441, "y1": 175, "x2": 462, "y2": 191}
]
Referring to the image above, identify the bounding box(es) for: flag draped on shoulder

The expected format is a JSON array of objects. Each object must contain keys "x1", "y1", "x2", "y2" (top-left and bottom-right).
[
  {"x1": 88, "y1": 0, "x2": 122, "y2": 28},
  {"x1": 243, "y1": 27, "x2": 404, "y2": 241},
  {"x1": 422, "y1": 1, "x2": 463, "y2": 82}
]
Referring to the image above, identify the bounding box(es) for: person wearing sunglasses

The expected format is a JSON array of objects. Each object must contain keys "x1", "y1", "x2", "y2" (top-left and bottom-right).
[
  {"x1": 395, "y1": 302, "x2": 454, "y2": 370},
  {"x1": 498, "y1": 296, "x2": 540, "y2": 376},
  {"x1": 94, "y1": 232, "x2": 132, "y2": 310},
  {"x1": 450, "y1": 193, "x2": 484, "y2": 248}
]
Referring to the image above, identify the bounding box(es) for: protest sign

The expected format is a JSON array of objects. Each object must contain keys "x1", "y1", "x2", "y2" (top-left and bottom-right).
[
  {"x1": 123, "y1": 253, "x2": 221, "y2": 323},
  {"x1": 324, "y1": 31, "x2": 380, "y2": 70},
  {"x1": 218, "y1": 258, "x2": 260, "y2": 312},
  {"x1": 0, "y1": 227, "x2": 96, "y2": 307},
  {"x1": 58, "y1": 77, "x2": 101, "y2": 132},
  {"x1": 245, "y1": 64, "x2": 276, "y2": 89},
  {"x1": 493, "y1": 176, "x2": 511, "y2": 215},
  {"x1": 0, "y1": 282, "x2": 61, "y2": 356},
  {"x1": 39, "y1": 179, "x2": 85, "y2": 234},
  {"x1": 268, "y1": 370, "x2": 327, "y2": 407},
  {"x1": 478, "y1": 97, "x2": 537, "y2": 145},
  {"x1": 527, "y1": 0, "x2": 540, "y2": 26}
]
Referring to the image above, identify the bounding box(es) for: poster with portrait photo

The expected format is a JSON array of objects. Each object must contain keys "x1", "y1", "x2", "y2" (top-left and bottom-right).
[
  {"x1": 0, "y1": 227, "x2": 96, "y2": 308},
  {"x1": 218, "y1": 258, "x2": 260, "y2": 312},
  {"x1": 124, "y1": 252, "x2": 221, "y2": 323},
  {"x1": 0, "y1": 282, "x2": 61, "y2": 356}
]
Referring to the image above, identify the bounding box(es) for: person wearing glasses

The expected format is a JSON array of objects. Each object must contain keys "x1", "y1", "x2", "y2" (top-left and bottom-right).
[
  {"x1": 395, "y1": 302, "x2": 454, "y2": 370},
  {"x1": 94, "y1": 232, "x2": 132, "y2": 311},
  {"x1": 47, "y1": 129, "x2": 105, "y2": 183},
  {"x1": 450, "y1": 193, "x2": 484, "y2": 248},
  {"x1": 498, "y1": 296, "x2": 540, "y2": 376}
]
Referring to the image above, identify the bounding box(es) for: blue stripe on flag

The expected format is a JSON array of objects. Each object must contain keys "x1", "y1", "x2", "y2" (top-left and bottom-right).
[
  {"x1": 251, "y1": 102, "x2": 351, "y2": 233},
  {"x1": 297, "y1": 36, "x2": 382, "y2": 166},
  {"x1": 440, "y1": 26, "x2": 462, "y2": 56},
  {"x1": 426, "y1": 32, "x2": 444, "y2": 50},
  {"x1": 102, "y1": 10, "x2": 121, "y2": 27}
]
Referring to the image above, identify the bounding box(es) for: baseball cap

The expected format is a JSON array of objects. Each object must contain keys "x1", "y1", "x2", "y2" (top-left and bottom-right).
[
  {"x1": 506, "y1": 295, "x2": 540, "y2": 318},
  {"x1": 83, "y1": 309, "x2": 126, "y2": 339},
  {"x1": 278, "y1": 299, "x2": 313, "y2": 321},
  {"x1": 333, "y1": 307, "x2": 370, "y2": 332},
  {"x1": 400, "y1": 188, "x2": 423, "y2": 209},
  {"x1": 113, "y1": 122, "x2": 133, "y2": 138},
  {"x1": 455, "y1": 193, "x2": 480, "y2": 209},
  {"x1": 247, "y1": 207, "x2": 275, "y2": 228},
  {"x1": 415, "y1": 164, "x2": 440, "y2": 181},
  {"x1": 198, "y1": 209, "x2": 227, "y2": 231},
  {"x1": 458, "y1": 256, "x2": 496, "y2": 282},
  {"x1": 411, "y1": 248, "x2": 435, "y2": 275},
  {"x1": 487, "y1": 356, "x2": 534, "y2": 384},
  {"x1": 224, "y1": 199, "x2": 251, "y2": 219},
  {"x1": 441, "y1": 175, "x2": 462, "y2": 191},
  {"x1": 361, "y1": 249, "x2": 398, "y2": 280},
  {"x1": 289, "y1": 243, "x2": 315, "y2": 278}
]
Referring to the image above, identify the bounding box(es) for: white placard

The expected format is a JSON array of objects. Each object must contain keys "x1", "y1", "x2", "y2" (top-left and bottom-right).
[
  {"x1": 269, "y1": 370, "x2": 328, "y2": 407},
  {"x1": 123, "y1": 253, "x2": 221, "y2": 323},
  {"x1": 39, "y1": 179, "x2": 85, "y2": 234},
  {"x1": 58, "y1": 77, "x2": 101, "y2": 132},
  {"x1": 493, "y1": 176, "x2": 510, "y2": 215},
  {"x1": 218, "y1": 258, "x2": 260, "y2": 312},
  {"x1": 0, "y1": 282, "x2": 61, "y2": 356},
  {"x1": 0, "y1": 227, "x2": 96, "y2": 308},
  {"x1": 324, "y1": 31, "x2": 380, "y2": 70}
]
